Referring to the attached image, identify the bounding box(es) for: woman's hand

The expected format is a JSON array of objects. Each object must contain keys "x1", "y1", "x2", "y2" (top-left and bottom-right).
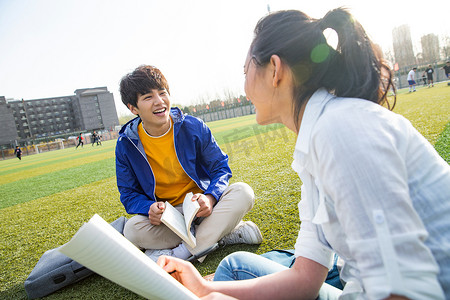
[
  {"x1": 157, "y1": 256, "x2": 212, "y2": 297},
  {"x1": 201, "y1": 292, "x2": 238, "y2": 300}
]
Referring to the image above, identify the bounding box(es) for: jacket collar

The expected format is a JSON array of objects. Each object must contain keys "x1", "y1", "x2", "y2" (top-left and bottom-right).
[{"x1": 120, "y1": 107, "x2": 185, "y2": 140}]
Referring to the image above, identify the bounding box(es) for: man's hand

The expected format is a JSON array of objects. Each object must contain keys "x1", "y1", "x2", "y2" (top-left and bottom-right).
[
  {"x1": 149, "y1": 202, "x2": 165, "y2": 225},
  {"x1": 193, "y1": 194, "x2": 216, "y2": 218}
]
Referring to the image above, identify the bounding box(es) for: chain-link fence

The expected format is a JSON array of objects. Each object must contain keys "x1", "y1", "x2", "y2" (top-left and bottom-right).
[
  {"x1": 0, "y1": 130, "x2": 118, "y2": 160},
  {"x1": 189, "y1": 102, "x2": 255, "y2": 122},
  {"x1": 394, "y1": 60, "x2": 450, "y2": 89}
]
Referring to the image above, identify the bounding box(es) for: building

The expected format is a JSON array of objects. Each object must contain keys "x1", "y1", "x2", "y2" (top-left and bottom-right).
[
  {"x1": 73, "y1": 87, "x2": 119, "y2": 133},
  {"x1": 392, "y1": 25, "x2": 416, "y2": 68},
  {"x1": 0, "y1": 96, "x2": 19, "y2": 144},
  {"x1": 0, "y1": 87, "x2": 119, "y2": 145},
  {"x1": 421, "y1": 33, "x2": 440, "y2": 63}
]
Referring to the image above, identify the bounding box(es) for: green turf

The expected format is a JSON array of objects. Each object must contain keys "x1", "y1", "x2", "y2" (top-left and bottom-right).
[
  {"x1": 0, "y1": 83, "x2": 449, "y2": 299},
  {"x1": 435, "y1": 122, "x2": 450, "y2": 164},
  {"x1": 0, "y1": 145, "x2": 115, "y2": 177},
  {"x1": 0, "y1": 157, "x2": 116, "y2": 208},
  {"x1": 211, "y1": 118, "x2": 285, "y2": 146},
  {"x1": 391, "y1": 83, "x2": 450, "y2": 144}
]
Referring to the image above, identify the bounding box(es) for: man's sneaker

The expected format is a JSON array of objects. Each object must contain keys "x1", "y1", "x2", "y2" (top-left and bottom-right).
[
  {"x1": 219, "y1": 221, "x2": 263, "y2": 246},
  {"x1": 144, "y1": 248, "x2": 174, "y2": 262}
]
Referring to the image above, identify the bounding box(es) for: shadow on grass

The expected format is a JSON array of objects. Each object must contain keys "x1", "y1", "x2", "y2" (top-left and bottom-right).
[
  {"x1": 6, "y1": 244, "x2": 260, "y2": 300},
  {"x1": 1, "y1": 274, "x2": 145, "y2": 300},
  {"x1": 44, "y1": 275, "x2": 142, "y2": 300}
]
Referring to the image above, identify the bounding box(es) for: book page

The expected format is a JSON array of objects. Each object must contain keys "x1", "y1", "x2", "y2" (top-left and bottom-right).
[
  {"x1": 161, "y1": 201, "x2": 192, "y2": 246},
  {"x1": 161, "y1": 192, "x2": 199, "y2": 248},
  {"x1": 182, "y1": 192, "x2": 199, "y2": 246},
  {"x1": 59, "y1": 214, "x2": 198, "y2": 300}
]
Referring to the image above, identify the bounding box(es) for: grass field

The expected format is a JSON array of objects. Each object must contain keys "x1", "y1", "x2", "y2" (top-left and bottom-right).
[{"x1": 1, "y1": 83, "x2": 449, "y2": 299}]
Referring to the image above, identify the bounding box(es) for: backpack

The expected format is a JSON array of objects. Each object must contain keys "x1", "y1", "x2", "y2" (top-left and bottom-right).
[{"x1": 24, "y1": 216, "x2": 128, "y2": 299}]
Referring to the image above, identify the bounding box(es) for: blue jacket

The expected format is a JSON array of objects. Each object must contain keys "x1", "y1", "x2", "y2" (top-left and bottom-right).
[{"x1": 115, "y1": 107, "x2": 232, "y2": 216}]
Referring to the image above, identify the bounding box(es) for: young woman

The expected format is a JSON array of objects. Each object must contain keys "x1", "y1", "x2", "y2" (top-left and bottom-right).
[{"x1": 158, "y1": 8, "x2": 450, "y2": 300}]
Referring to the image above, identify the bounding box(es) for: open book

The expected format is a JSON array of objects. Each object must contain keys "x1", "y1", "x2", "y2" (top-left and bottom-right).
[
  {"x1": 58, "y1": 214, "x2": 199, "y2": 300},
  {"x1": 161, "y1": 192, "x2": 199, "y2": 248}
]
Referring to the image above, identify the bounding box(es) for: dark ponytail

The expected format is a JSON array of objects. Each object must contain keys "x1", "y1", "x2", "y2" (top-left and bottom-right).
[{"x1": 250, "y1": 8, "x2": 395, "y2": 130}]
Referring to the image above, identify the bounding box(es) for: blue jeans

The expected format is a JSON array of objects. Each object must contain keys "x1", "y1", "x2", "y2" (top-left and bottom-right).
[{"x1": 214, "y1": 251, "x2": 342, "y2": 300}]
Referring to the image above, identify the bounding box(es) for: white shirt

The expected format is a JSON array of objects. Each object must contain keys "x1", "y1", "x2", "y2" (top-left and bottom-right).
[
  {"x1": 292, "y1": 89, "x2": 450, "y2": 299},
  {"x1": 407, "y1": 70, "x2": 415, "y2": 81}
]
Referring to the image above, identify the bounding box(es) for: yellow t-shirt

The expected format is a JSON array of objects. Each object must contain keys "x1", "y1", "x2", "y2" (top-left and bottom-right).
[{"x1": 138, "y1": 118, "x2": 202, "y2": 206}]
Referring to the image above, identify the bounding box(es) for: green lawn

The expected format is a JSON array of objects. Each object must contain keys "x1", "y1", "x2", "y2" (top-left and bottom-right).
[{"x1": 0, "y1": 83, "x2": 449, "y2": 299}]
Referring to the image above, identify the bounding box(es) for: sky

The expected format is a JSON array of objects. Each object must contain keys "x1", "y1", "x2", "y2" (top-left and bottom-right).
[{"x1": 0, "y1": 0, "x2": 448, "y2": 116}]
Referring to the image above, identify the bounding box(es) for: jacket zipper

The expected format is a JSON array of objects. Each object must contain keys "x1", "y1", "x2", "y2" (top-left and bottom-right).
[{"x1": 173, "y1": 124, "x2": 204, "y2": 192}]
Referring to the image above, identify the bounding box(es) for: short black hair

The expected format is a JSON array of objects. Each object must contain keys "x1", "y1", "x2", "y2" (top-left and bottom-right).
[{"x1": 119, "y1": 65, "x2": 170, "y2": 108}]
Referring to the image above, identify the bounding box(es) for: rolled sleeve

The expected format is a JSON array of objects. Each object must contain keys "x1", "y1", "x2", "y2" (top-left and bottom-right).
[
  {"x1": 295, "y1": 223, "x2": 334, "y2": 269},
  {"x1": 295, "y1": 196, "x2": 334, "y2": 269}
]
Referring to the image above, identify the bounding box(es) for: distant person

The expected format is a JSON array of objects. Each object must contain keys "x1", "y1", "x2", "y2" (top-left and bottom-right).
[
  {"x1": 157, "y1": 8, "x2": 450, "y2": 299},
  {"x1": 91, "y1": 131, "x2": 101, "y2": 146},
  {"x1": 91, "y1": 131, "x2": 98, "y2": 146},
  {"x1": 421, "y1": 71, "x2": 427, "y2": 86},
  {"x1": 115, "y1": 65, "x2": 262, "y2": 263},
  {"x1": 14, "y1": 146, "x2": 22, "y2": 160},
  {"x1": 443, "y1": 61, "x2": 450, "y2": 81},
  {"x1": 97, "y1": 134, "x2": 102, "y2": 146},
  {"x1": 407, "y1": 67, "x2": 417, "y2": 92},
  {"x1": 425, "y1": 64, "x2": 434, "y2": 87},
  {"x1": 75, "y1": 133, "x2": 84, "y2": 149}
]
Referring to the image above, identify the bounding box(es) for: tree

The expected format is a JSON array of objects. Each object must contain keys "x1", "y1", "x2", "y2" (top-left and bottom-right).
[
  {"x1": 222, "y1": 88, "x2": 238, "y2": 105},
  {"x1": 118, "y1": 113, "x2": 135, "y2": 125},
  {"x1": 441, "y1": 34, "x2": 450, "y2": 60}
]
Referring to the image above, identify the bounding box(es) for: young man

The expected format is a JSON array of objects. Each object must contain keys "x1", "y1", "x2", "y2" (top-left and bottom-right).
[
  {"x1": 91, "y1": 131, "x2": 98, "y2": 146},
  {"x1": 116, "y1": 65, "x2": 262, "y2": 262},
  {"x1": 14, "y1": 146, "x2": 22, "y2": 160},
  {"x1": 75, "y1": 133, "x2": 84, "y2": 149},
  {"x1": 425, "y1": 64, "x2": 434, "y2": 87},
  {"x1": 443, "y1": 61, "x2": 450, "y2": 81},
  {"x1": 407, "y1": 67, "x2": 417, "y2": 92}
]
